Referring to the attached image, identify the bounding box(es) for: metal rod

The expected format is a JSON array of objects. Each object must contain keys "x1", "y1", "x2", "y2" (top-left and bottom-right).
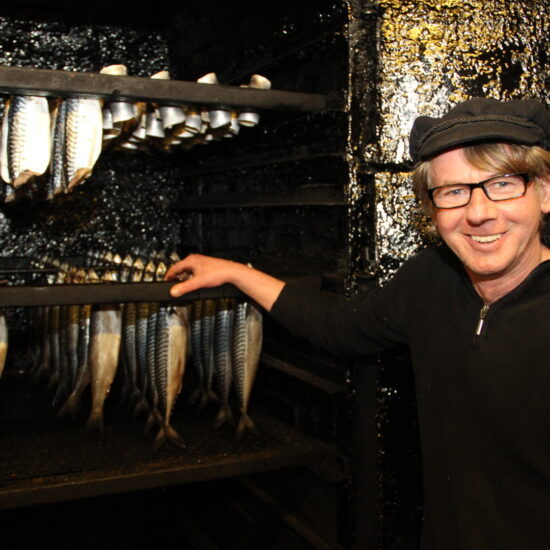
[
  {"x1": 0, "y1": 65, "x2": 343, "y2": 112},
  {"x1": 261, "y1": 352, "x2": 347, "y2": 395},
  {"x1": 176, "y1": 147, "x2": 344, "y2": 177},
  {"x1": 175, "y1": 186, "x2": 346, "y2": 210},
  {"x1": 0, "y1": 281, "x2": 246, "y2": 307}
]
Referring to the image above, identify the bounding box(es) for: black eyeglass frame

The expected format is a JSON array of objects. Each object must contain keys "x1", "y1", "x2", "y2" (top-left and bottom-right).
[{"x1": 427, "y1": 173, "x2": 531, "y2": 209}]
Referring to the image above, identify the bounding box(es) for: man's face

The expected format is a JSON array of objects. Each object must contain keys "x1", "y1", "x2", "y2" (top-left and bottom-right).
[{"x1": 430, "y1": 147, "x2": 550, "y2": 290}]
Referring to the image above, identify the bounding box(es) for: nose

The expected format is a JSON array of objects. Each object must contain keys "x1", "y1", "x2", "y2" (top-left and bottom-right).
[{"x1": 464, "y1": 187, "x2": 498, "y2": 224}]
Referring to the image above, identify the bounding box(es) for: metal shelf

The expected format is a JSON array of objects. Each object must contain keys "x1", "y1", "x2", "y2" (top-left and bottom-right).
[
  {"x1": 0, "y1": 281, "x2": 246, "y2": 307},
  {"x1": 0, "y1": 66, "x2": 344, "y2": 112},
  {"x1": 0, "y1": 374, "x2": 347, "y2": 510}
]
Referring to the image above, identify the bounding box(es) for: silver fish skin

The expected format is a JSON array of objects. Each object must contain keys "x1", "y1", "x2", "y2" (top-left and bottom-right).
[
  {"x1": 1, "y1": 95, "x2": 51, "y2": 187},
  {"x1": 132, "y1": 261, "x2": 155, "y2": 419},
  {"x1": 189, "y1": 300, "x2": 205, "y2": 405},
  {"x1": 48, "y1": 99, "x2": 68, "y2": 198},
  {"x1": 57, "y1": 302, "x2": 92, "y2": 421},
  {"x1": 0, "y1": 309, "x2": 8, "y2": 381},
  {"x1": 58, "y1": 268, "x2": 100, "y2": 420},
  {"x1": 232, "y1": 301, "x2": 263, "y2": 437},
  {"x1": 86, "y1": 270, "x2": 121, "y2": 432},
  {"x1": 120, "y1": 264, "x2": 143, "y2": 409},
  {"x1": 153, "y1": 304, "x2": 190, "y2": 449},
  {"x1": 213, "y1": 299, "x2": 234, "y2": 428},
  {"x1": 199, "y1": 299, "x2": 218, "y2": 409},
  {"x1": 142, "y1": 261, "x2": 166, "y2": 431},
  {"x1": 65, "y1": 97, "x2": 103, "y2": 190}
]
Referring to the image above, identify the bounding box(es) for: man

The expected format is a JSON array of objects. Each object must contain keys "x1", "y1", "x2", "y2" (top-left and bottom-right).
[{"x1": 166, "y1": 98, "x2": 550, "y2": 549}]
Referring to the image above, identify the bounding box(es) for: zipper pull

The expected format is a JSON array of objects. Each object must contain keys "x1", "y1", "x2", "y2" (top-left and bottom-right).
[{"x1": 475, "y1": 304, "x2": 489, "y2": 336}]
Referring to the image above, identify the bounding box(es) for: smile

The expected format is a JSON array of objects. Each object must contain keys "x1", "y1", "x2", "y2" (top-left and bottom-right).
[{"x1": 470, "y1": 234, "x2": 503, "y2": 243}]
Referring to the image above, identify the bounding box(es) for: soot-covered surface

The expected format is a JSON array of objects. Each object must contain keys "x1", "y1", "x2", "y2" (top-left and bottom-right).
[{"x1": 0, "y1": 371, "x2": 334, "y2": 510}]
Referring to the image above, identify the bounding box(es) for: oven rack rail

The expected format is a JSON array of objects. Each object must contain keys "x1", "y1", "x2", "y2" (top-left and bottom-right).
[
  {"x1": 0, "y1": 280, "x2": 246, "y2": 307},
  {"x1": 0, "y1": 65, "x2": 344, "y2": 113}
]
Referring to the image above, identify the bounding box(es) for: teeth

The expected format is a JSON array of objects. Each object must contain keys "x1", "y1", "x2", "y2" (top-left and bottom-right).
[{"x1": 471, "y1": 234, "x2": 502, "y2": 243}]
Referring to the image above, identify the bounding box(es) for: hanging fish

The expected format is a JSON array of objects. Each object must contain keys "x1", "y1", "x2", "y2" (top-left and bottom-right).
[
  {"x1": 133, "y1": 259, "x2": 156, "y2": 420},
  {"x1": 0, "y1": 95, "x2": 51, "y2": 188},
  {"x1": 86, "y1": 269, "x2": 122, "y2": 432},
  {"x1": 232, "y1": 301, "x2": 263, "y2": 437},
  {"x1": 153, "y1": 304, "x2": 190, "y2": 449},
  {"x1": 120, "y1": 258, "x2": 144, "y2": 410},
  {"x1": 47, "y1": 98, "x2": 69, "y2": 198},
  {"x1": 213, "y1": 298, "x2": 235, "y2": 428},
  {"x1": 199, "y1": 298, "x2": 218, "y2": 409},
  {"x1": 65, "y1": 97, "x2": 103, "y2": 190},
  {"x1": 46, "y1": 267, "x2": 67, "y2": 398},
  {"x1": 143, "y1": 261, "x2": 167, "y2": 432},
  {"x1": 188, "y1": 300, "x2": 205, "y2": 405},
  {"x1": 57, "y1": 268, "x2": 96, "y2": 422}
]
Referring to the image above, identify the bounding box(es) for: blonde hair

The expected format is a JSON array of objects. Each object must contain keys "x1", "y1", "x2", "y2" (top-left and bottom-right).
[{"x1": 412, "y1": 143, "x2": 550, "y2": 214}]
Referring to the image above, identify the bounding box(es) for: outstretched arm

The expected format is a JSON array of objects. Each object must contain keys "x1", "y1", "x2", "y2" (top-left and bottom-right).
[{"x1": 165, "y1": 254, "x2": 286, "y2": 312}]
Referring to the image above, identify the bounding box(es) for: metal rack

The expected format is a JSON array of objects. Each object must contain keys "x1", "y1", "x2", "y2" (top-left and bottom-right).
[{"x1": 0, "y1": 65, "x2": 344, "y2": 112}]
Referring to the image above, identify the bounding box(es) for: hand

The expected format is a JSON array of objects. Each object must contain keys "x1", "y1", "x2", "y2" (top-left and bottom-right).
[
  {"x1": 165, "y1": 254, "x2": 244, "y2": 297},
  {"x1": 165, "y1": 253, "x2": 286, "y2": 311}
]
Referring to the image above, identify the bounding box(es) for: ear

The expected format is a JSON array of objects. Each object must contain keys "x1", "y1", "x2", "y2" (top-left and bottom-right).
[{"x1": 540, "y1": 176, "x2": 550, "y2": 214}]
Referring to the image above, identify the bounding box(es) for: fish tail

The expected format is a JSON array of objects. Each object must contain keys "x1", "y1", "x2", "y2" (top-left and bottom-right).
[
  {"x1": 236, "y1": 412, "x2": 257, "y2": 439},
  {"x1": 56, "y1": 391, "x2": 80, "y2": 421},
  {"x1": 51, "y1": 381, "x2": 67, "y2": 408},
  {"x1": 86, "y1": 409, "x2": 104, "y2": 433},
  {"x1": 188, "y1": 387, "x2": 202, "y2": 406},
  {"x1": 155, "y1": 423, "x2": 185, "y2": 450},
  {"x1": 144, "y1": 408, "x2": 162, "y2": 434},
  {"x1": 214, "y1": 403, "x2": 234, "y2": 429},
  {"x1": 132, "y1": 396, "x2": 150, "y2": 419},
  {"x1": 153, "y1": 427, "x2": 166, "y2": 450},
  {"x1": 46, "y1": 370, "x2": 60, "y2": 393}
]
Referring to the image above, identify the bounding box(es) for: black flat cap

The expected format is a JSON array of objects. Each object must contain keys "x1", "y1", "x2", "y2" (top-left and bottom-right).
[{"x1": 409, "y1": 98, "x2": 550, "y2": 163}]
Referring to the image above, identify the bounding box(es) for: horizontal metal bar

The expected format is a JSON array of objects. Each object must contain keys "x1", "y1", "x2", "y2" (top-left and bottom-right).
[
  {"x1": 0, "y1": 281, "x2": 246, "y2": 307},
  {"x1": 175, "y1": 186, "x2": 346, "y2": 209},
  {"x1": 261, "y1": 352, "x2": 347, "y2": 395},
  {"x1": 175, "y1": 147, "x2": 344, "y2": 177},
  {"x1": 0, "y1": 66, "x2": 342, "y2": 112}
]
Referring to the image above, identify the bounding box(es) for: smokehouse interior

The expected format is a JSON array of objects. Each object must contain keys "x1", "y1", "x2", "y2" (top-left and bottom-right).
[{"x1": 0, "y1": 1, "x2": 546, "y2": 549}]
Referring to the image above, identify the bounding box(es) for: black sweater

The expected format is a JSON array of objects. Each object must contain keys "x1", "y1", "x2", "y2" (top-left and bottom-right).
[{"x1": 270, "y1": 246, "x2": 550, "y2": 550}]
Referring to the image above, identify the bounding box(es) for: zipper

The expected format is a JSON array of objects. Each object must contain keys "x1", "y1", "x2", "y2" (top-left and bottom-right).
[{"x1": 475, "y1": 304, "x2": 489, "y2": 336}]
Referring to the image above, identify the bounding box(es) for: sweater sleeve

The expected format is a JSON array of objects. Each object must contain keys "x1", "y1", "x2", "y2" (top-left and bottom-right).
[{"x1": 269, "y1": 251, "x2": 427, "y2": 357}]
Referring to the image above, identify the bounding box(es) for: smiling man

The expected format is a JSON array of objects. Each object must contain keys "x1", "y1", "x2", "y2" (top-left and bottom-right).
[{"x1": 167, "y1": 98, "x2": 550, "y2": 549}]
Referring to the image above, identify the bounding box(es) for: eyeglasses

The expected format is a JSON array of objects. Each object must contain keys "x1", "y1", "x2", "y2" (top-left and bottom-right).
[{"x1": 428, "y1": 173, "x2": 531, "y2": 209}]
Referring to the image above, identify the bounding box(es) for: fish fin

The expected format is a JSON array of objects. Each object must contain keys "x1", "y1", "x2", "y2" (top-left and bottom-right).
[
  {"x1": 197, "y1": 390, "x2": 210, "y2": 410},
  {"x1": 13, "y1": 170, "x2": 37, "y2": 188},
  {"x1": 213, "y1": 404, "x2": 234, "y2": 429},
  {"x1": 236, "y1": 413, "x2": 257, "y2": 439},
  {"x1": 144, "y1": 409, "x2": 162, "y2": 434},
  {"x1": 153, "y1": 427, "x2": 166, "y2": 450},
  {"x1": 156, "y1": 424, "x2": 185, "y2": 450},
  {"x1": 86, "y1": 410, "x2": 104, "y2": 433},
  {"x1": 56, "y1": 392, "x2": 80, "y2": 421},
  {"x1": 67, "y1": 167, "x2": 92, "y2": 190},
  {"x1": 132, "y1": 396, "x2": 150, "y2": 419},
  {"x1": 51, "y1": 382, "x2": 68, "y2": 408},
  {"x1": 188, "y1": 387, "x2": 201, "y2": 406}
]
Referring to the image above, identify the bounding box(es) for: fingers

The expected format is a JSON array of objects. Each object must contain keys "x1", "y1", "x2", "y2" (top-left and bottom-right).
[
  {"x1": 165, "y1": 257, "x2": 194, "y2": 281},
  {"x1": 169, "y1": 277, "x2": 202, "y2": 298}
]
